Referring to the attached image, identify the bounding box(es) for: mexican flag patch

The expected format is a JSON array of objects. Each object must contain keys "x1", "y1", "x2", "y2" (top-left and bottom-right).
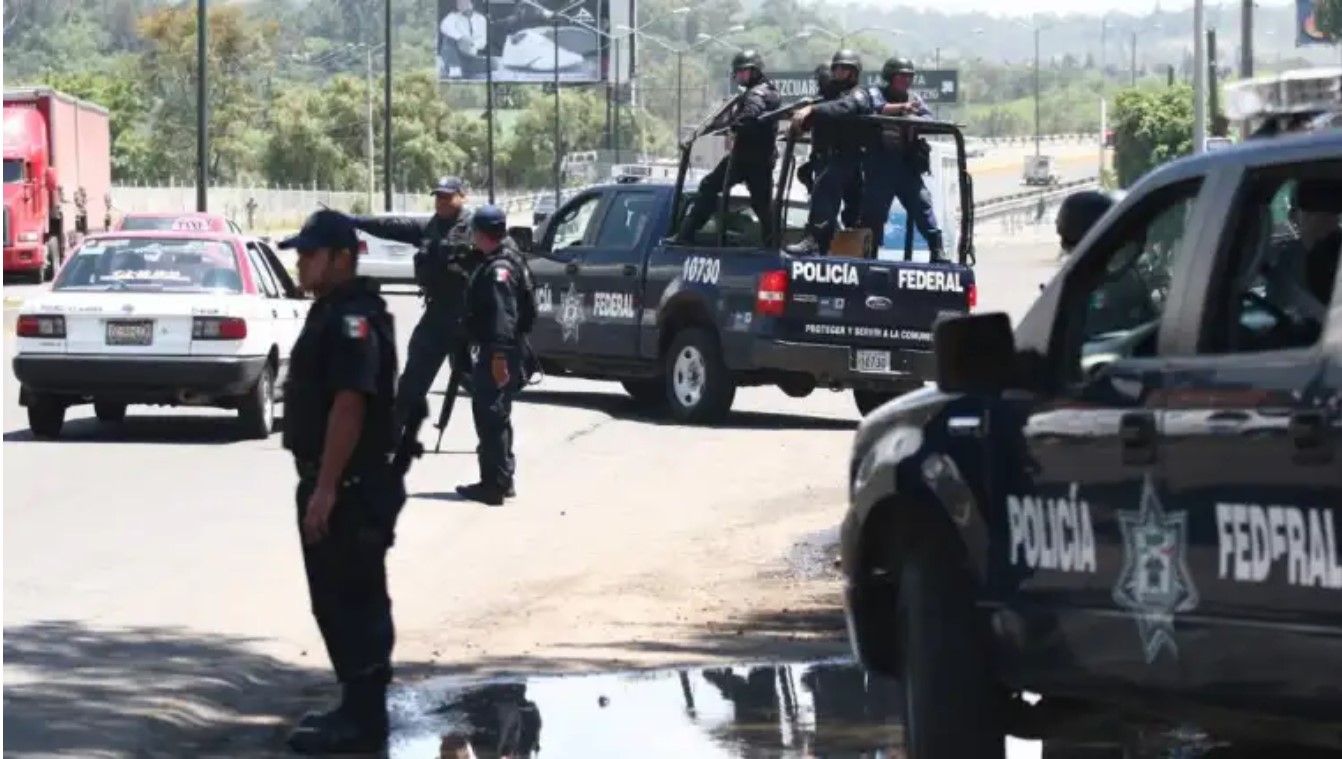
[
  {"x1": 495, "y1": 266, "x2": 510, "y2": 282},
  {"x1": 343, "y1": 315, "x2": 369, "y2": 339}
]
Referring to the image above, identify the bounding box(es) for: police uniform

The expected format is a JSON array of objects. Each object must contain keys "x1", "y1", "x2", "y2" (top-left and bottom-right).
[
  {"x1": 277, "y1": 210, "x2": 405, "y2": 754},
  {"x1": 796, "y1": 64, "x2": 863, "y2": 229},
  {"x1": 787, "y1": 50, "x2": 873, "y2": 256},
  {"x1": 677, "y1": 50, "x2": 782, "y2": 246},
  {"x1": 350, "y1": 176, "x2": 476, "y2": 427},
  {"x1": 456, "y1": 205, "x2": 530, "y2": 506},
  {"x1": 860, "y1": 56, "x2": 945, "y2": 260}
]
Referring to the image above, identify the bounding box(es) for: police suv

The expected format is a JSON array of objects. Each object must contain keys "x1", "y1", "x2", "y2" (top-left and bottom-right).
[
  {"x1": 512, "y1": 117, "x2": 978, "y2": 424},
  {"x1": 841, "y1": 69, "x2": 1342, "y2": 756}
]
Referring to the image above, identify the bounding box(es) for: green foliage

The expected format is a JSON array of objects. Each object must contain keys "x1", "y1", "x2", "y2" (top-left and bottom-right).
[
  {"x1": 1316, "y1": 0, "x2": 1342, "y2": 40},
  {"x1": 1111, "y1": 85, "x2": 1194, "y2": 189}
]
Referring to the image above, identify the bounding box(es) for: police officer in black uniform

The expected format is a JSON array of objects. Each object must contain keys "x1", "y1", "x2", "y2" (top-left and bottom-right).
[
  {"x1": 676, "y1": 50, "x2": 782, "y2": 246},
  {"x1": 796, "y1": 63, "x2": 862, "y2": 230},
  {"x1": 862, "y1": 56, "x2": 945, "y2": 260},
  {"x1": 1055, "y1": 189, "x2": 1117, "y2": 254},
  {"x1": 278, "y1": 210, "x2": 405, "y2": 755},
  {"x1": 786, "y1": 49, "x2": 873, "y2": 255},
  {"x1": 349, "y1": 176, "x2": 475, "y2": 429},
  {"x1": 456, "y1": 205, "x2": 532, "y2": 506}
]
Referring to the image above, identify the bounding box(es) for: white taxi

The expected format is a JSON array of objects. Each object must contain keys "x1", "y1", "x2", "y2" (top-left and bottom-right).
[{"x1": 11, "y1": 231, "x2": 309, "y2": 439}]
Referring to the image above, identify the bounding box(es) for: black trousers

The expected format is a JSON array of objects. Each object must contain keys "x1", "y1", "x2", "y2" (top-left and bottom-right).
[
  {"x1": 682, "y1": 154, "x2": 775, "y2": 245},
  {"x1": 798, "y1": 158, "x2": 863, "y2": 229},
  {"x1": 396, "y1": 298, "x2": 464, "y2": 427},
  {"x1": 296, "y1": 467, "x2": 405, "y2": 685},
  {"x1": 471, "y1": 348, "x2": 521, "y2": 488}
]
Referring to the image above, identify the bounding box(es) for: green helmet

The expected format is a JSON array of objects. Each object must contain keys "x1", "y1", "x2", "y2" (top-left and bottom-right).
[
  {"x1": 830, "y1": 49, "x2": 863, "y2": 75},
  {"x1": 881, "y1": 56, "x2": 916, "y2": 79},
  {"x1": 731, "y1": 49, "x2": 764, "y2": 73}
]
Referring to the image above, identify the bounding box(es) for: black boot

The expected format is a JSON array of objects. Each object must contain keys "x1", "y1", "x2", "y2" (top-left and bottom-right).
[
  {"x1": 926, "y1": 231, "x2": 948, "y2": 263},
  {"x1": 455, "y1": 482, "x2": 509, "y2": 506},
  {"x1": 288, "y1": 680, "x2": 388, "y2": 755},
  {"x1": 785, "y1": 235, "x2": 822, "y2": 256}
]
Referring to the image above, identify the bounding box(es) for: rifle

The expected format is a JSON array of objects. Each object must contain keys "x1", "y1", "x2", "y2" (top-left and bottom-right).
[
  {"x1": 680, "y1": 91, "x2": 747, "y2": 151},
  {"x1": 433, "y1": 345, "x2": 471, "y2": 453},
  {"x1": 391, "y1": 400, "x2": 427, "y2": 477},
  {"x1": 752, "y1": 97, "x2": 822, "y2": 131}
]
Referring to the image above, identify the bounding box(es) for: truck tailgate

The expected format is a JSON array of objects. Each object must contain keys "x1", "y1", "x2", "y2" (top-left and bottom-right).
[{"x1": 777, "y1": 257, "x2": 975, "y2": 351}]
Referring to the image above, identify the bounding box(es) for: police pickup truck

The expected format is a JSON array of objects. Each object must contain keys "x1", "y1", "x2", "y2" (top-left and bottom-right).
[
  {"x1": 841, "y1": 69, "x2": 1342, "y2": 757},
  {"x1": 513, "y1": 115, "x2": 978, "y2": 424}
]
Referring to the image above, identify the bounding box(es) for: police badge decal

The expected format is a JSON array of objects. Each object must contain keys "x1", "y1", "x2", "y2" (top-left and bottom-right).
[
  {"x1": 1112, "y1": 475, "x2": 1199, "y2": 664},
  {"x1": 557, "y1": 283, "x2": 585, "y2": 343}
]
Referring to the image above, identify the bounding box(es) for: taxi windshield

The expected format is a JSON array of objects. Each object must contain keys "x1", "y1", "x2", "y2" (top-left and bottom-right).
[
  {"x1": 53, "y1": 238, "x2": 243, "y2": 293},
  {"x1": 3, "y1": 159, "x2": 24, "y2": 184}
]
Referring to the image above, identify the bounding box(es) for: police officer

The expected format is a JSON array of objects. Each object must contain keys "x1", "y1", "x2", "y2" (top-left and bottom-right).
[
  {"x1": 349, "y1": 176, "x2": 475, "y2": 429},
  {"x1": 278, "y1": 210, "x2": 405, "y2": 754},
  {"x1": 676, "y1": 50, "x2": 782, "y2": 246},
  {"x1": 796, "y1": 63, "x2": 862, "y2": 229},
  {"x1": 1055, "y1": 189, "x2": 1116, "y2": 254},
  {"x1": 456, "y1": 205, "x2": 531, "y2": 506},
  {"x1": 861, "y1": 56, "x2": 945, "y2": 261},
  {"x1": 786, "y1": 49, "x2": 873, "y2": 255}
]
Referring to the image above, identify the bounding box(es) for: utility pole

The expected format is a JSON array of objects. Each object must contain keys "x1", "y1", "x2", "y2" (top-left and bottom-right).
[
  {"x1": 383, "y1": 0, "x2": 392, "y2": 211},
  {"x1": 1240, "y1": 0, "x2": 1253, "y2": 78},
  {"x1": 485, "y1": 0, "x2": 496, "y2": 203},
  {"x1": 195, "y1": 0, "x2": 208, "y2": 212},
  {"x1": 366, "y1": 45, "x2": 375, "y2": 212},
  {"x1": 1193, "y1": 0, "x2": 1206, "y2": 154},
  {"x1": 1033, "y1": 25, "x2": 1041, "y2": 157},
  {"x1": 1208, "y1": 28, "x2": 1220, "y2": 135}
]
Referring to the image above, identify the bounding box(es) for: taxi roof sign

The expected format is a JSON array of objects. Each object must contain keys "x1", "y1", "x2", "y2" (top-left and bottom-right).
[{"x1": 1224, "y1": 67, "x2": 1342, "y2": 122}]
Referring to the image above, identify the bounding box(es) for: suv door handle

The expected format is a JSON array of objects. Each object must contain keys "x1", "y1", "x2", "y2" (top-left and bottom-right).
[
  {"x1": 622, "y1": 264, "x2": 638, "y2": 277},
  {"x1": 565, "y1": 263, "x2": 580, "y2": 275},
  {"x1": 1119, "y1": 411, "x2": 1157, "y2": 466},
  {"x1": 1289, "y1": 410, "x2": 1331, "y2": 463}
]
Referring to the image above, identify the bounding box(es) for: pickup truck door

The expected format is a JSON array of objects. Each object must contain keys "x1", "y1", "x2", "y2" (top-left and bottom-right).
[
  {"x1": 579, "y1": 188, "x2": 660, "y2": 359},
  {"x1": 1154, "y1": 160, "x2": 1342, "y2": 682},
  {"x1": 525, "y1": 190, "x2": 609, "y2": 358},
  {"x1": 988, "y1": 178, "x2": 1207, "y2": 676}
]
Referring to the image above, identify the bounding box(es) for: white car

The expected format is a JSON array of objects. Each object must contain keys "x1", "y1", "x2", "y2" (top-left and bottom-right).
[
  {"x1": 11, "y1": 230, "x2": 310, "y2": 439},
  {"x1": 356, "y1": 212, "x2": 431, "y2": 285}
]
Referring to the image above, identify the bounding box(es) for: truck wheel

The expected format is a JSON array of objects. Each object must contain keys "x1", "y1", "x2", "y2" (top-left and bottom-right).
[
  {"x1": 27, "y1": 395, "x2": 67, "y2": 439},
  {"x1": 94, "y1": 401, "x2": 127, "y2": 424},
  {"x1": 897, "y1": 535, "x2": 1005, "y2": 759},
  {"x1": 238, "y1": 364, "x2": 276, "y2": 439},
  {"x1": 621, "y1": 379, "x2": 664, "y2": 407},
  {"x1": 664, "y1": 328, "x2": 736, "y2": 424},
  {"x1": 42, "y1": 238, "x2": 60, "y2": 282}
]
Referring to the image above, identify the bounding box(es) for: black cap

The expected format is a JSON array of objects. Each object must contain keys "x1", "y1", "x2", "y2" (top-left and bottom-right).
[
  {"x1": 431, "y1": 176, "x2": 465, "y2": 196},
  {"x1": 472, "y1": 204, "x2": 508, "y2": 234},
  {"x1": 278, "y1": 209, "x2": 359, "y2": 252}
]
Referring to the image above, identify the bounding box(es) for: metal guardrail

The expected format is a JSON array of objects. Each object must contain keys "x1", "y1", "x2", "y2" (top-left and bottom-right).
[
  {"x1": 973, "y1": 133, "x2": 1101, "y2": 147},
  {"x1": 972, "y1": 177, "x2": 1100, "y2": 219}
]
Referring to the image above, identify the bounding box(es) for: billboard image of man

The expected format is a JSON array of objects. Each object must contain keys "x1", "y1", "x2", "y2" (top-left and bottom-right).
[
  {"x1": 439, "y1": 0, "x2": 490, "y2": 78},
  {"x1": 437, "y1": 0, "x2": 606, "y2": 83}
]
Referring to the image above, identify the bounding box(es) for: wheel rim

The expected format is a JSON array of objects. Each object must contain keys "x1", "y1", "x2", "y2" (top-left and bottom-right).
[{"x1": 672, "y1": 346, "x2": 706, "y2": 409}]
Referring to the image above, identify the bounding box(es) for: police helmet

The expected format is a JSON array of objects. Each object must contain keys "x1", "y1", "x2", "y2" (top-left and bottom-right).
[
  {"x1": 732, "y1": 50, "x2": 764, "y2": 73},
  {"x1": 881, "y1": 56, "x2": 916, "y2": 79},
  {"x1": 830, "y1": 49, "x2": 863, "y2": 75},
  {"x1": 1055, "y1": 190, "x2": 1117, "y2": 250},
  {"x1": 472, "y1": 204, "x2": 508, "y2": 236}
]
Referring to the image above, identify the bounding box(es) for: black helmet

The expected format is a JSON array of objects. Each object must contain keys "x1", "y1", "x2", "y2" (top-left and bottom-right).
[
  {"x1": 881, "y1": 56, "x2": 916, "y2": 79},
  {"x1": 1056, "y1": 190, "x2": 1117, "y2": 250},
  {"x1": 830, "y1": 49, "x2": 863, "y2": 75},
  {"x1": 732, "y1": 49, "x2": 764, "y2": 73}
]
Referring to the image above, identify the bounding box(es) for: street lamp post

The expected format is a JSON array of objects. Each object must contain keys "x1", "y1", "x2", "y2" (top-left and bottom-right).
[
  {"x1": 635, "y1": 27, "x2": 745, "y2": 141},
  {"x1": 552, "y1": 0, "x2": 586, "y2": 211},
  {"x1": 1034, "y1": 25, "x2": 1041, "y2": 157},
  {"x1": 1193, "y1": 0, "x2": 1207, "y2": 153},
  {"x1": 807, "y1": 24, "x2": 904, "y2": 48},
  {"x1": 196, "y1": 0, "x2": 208, "y2": 212}
]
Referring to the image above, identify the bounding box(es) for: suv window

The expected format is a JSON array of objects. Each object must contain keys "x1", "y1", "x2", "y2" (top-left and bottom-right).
[
  {"x1": 595, "y1": 192, "x2": 656, "y2": 248},
  {"x1": 1063, "y1": 180, "x2": 1203, "y2": 378},
  {"x1": 549, "y1": 194, "x2": 602, "y2": 252},
  {"x1": 674, "y1": 195, "x2": 809, "y2": 248},
  {"x1": 1202, "y1": 161, "x2": 1342, "y2": 355}
]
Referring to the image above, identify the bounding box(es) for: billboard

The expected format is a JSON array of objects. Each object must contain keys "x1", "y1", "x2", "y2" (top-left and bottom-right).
[
  {"x1": 739, "y1": 70, "x2": 961, "y2": 106},
  {"x1": 1296, "y1": 0, "x2": 1338, "y2": 46},
  {"x1": 437, "y1": 0, "x2": 631, "y2": 83}
]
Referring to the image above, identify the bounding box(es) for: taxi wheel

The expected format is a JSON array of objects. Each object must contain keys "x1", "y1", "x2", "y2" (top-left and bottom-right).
[
  {"x1": 897, "y1": 537, "x2": 1005, "y2": 759},
  {"x1": 664, "y1": 328, "x2": 736, "y2": 425},
  {"x1": 94, "y1": 401, "x2": 127, "y2": 423},
  {"x1": 28, "y1": 395, "x2": 66, "y2": 440},
  {"x1": 239, "y1": 364, "x2": 276, "y2": 440}
]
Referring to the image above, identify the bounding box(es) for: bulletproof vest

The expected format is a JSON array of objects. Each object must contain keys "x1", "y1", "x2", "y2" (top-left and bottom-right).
[
  {"x1": 732, "y1": 81, "x2": 781, "y2": 159},
  {"x1": 415, "y1": 210, "x2": 474, "y2": 300},
  {"x1": 282, "y1": 279, "x2": 398, "y2": 469},
  {"x1": 812, "y1": 83, "x2": 865, "y2": 154},
  {"x1": 497, "y1": 241, "x2": 539, "y2": 335}
]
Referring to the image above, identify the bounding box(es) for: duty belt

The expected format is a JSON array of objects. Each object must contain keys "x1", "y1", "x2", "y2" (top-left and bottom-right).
[{"x1": 293, "y1": 458, "x2": 390, "y2": 483}]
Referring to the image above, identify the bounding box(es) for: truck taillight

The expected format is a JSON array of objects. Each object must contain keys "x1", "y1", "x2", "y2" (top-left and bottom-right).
[
  {"x1": 756, "y1": 270, "x2": 788, "y2": 318},
  {"x1": 193, "y1": 316, "x2": 247, "y2": 340},
  {"x1": 967, "y1": 283, "x2": 977, "y2": 310},
  {"x1": 16, "y1": 314, "x2": 65, "y2": 338}
]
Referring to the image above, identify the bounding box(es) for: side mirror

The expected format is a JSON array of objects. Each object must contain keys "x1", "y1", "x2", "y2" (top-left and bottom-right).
[
  {"x1": 508, "y1": 225, "x2": 533, "y2": 253},
  {"x1": 933, "y1": 312, "x2": 1017, "y2": 394}
]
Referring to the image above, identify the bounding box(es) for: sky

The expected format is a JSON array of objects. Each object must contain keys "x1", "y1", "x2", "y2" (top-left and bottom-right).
[{"x1": 883, "y1": 0, "x2": 1294, "y2": 14}]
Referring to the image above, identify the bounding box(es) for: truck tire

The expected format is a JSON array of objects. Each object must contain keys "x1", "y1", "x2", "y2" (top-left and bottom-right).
[
  {"x1": 663, "y1": 328, "x2": 736, "y2": 425},
  {"x1": 94, "y1": 401, "x2": 127, "y2": 423},
  {"x1": 238, "y1": 363, "x2": 276, "y2": 439},
  {"x1": 42, "y1": 238, "x2": 60, "y2": 282},
  {"x1": 897, "y1": 534, "x2": 1005, "y2": 759},
  {"x1": 621, "y1": 379, "x2": 664, "y2": 407},
  {"x1": 27, "y1": 395, "x2": 67, "y2": 439}
]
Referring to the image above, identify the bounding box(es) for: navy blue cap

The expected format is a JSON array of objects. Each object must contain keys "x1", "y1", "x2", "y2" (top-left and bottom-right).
[
  {"x1": 278, "y1": 209, "x2": 359, "y2": 252},
  {"x1": 431, "y1": 176, "x2": 465, "y2": 195},
  {"x1": 471, "y1": 204, "x2": 508, "y2": 232}
]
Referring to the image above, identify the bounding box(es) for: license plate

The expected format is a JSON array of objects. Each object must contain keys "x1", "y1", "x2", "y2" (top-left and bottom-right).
[
  {"x1": 853, "y1": 349, "x2": 892, "y2": 373},
  {"x1": 106, "y1": 320, "x2": 154, "y2": 346}
]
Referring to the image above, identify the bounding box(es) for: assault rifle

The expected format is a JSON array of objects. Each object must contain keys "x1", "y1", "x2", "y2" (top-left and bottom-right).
[
  {"x1": 392, "y1": 400, "x2": 427, "y2": 477},
  {"x1": 433, "y1": 345, "x2": 472, "y2": 453}
]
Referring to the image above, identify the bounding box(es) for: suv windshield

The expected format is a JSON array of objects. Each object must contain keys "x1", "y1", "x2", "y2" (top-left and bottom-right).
[
  {"x1": 3, "y1": 159, "x2": 24, "y2": 183},
  {"x1": 54, "y1": 237, "x2": 243, "y2": 293}
]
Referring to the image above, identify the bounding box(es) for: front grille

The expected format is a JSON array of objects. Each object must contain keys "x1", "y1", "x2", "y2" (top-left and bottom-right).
[{"x1": 3, "y1": 206, "x2": 11, "y2": 247}]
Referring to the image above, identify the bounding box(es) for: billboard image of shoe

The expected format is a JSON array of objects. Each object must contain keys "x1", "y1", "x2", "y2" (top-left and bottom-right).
[{"x1": 438, "y1": 0, "x2": 610, "y2": 83}]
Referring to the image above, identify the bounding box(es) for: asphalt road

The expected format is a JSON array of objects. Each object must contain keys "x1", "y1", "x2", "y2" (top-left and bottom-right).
[{"x1": 1, "y1": 225, "x2": 1064, "y2": 756}]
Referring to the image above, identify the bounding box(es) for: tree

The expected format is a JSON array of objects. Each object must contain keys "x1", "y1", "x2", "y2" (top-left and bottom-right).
[
  {"x1": 1111, "y1": 84, "x2": 1194, "y2": 189},
  {"x1": 1316, "y1": 0, "x2": 1342, "y2": 40}
]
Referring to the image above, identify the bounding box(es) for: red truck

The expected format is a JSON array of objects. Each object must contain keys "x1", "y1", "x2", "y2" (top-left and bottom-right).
[{"x1": 3, "y1": 87, "x2": 113, "y2": 282}]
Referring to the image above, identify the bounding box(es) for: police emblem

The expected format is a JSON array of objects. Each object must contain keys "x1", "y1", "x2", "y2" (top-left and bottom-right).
[
  {"x1": 1112, "y1": 475, "x2": 1199, "y2": 663},
  {"x1": 556, "y1": 283, "x2": 585, "y2": 343}
]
